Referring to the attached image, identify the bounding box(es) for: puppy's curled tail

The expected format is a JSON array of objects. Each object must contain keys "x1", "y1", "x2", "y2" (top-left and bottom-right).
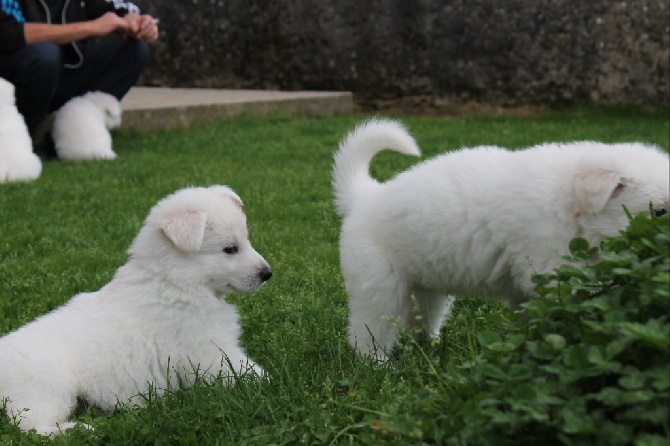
[{"x1": 332, "y1": 118, "x2": 420, "y2": 217}]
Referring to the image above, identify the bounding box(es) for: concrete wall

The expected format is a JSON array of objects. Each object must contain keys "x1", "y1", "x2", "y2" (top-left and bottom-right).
[{"x1": 136, "y1": 0, "x2": 669, "y2": 108}]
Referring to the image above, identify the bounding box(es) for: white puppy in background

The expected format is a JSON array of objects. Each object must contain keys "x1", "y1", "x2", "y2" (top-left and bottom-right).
[
  {"x1": 0, "y1": 185, "x2": 272, "y2": 436},
  {"x1": 333, "y1": 118, "x2": 669, "y2": 360},
  {"x1": 52, "y1": 91, "x2": 121, "y2": 160},
  {"x1": 0, "y1": 78, "x2": 42, "y2": 182}
]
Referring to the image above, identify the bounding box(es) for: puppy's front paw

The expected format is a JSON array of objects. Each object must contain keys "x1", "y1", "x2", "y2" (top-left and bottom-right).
[{"x1": 240, "y1": 361, "x2": 264, "y2": 378}]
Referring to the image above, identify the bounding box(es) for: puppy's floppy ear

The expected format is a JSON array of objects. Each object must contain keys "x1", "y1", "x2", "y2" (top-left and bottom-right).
[
  {"x1": 574, "y1": 169, "x2": 626, "y2": 214},
  {"x1": 209, "y1": 185, "x2": 244, "y2": 207},
  {"x1": 161, "y1": 210, "x2": 207, "y2": 253}
]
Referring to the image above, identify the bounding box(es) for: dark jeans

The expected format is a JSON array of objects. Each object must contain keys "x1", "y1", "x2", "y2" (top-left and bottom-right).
[{"x1": 0, "y1": 36, "x2": 149, "y2": 135}]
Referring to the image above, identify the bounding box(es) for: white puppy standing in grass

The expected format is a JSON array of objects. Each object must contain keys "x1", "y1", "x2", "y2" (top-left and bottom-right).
[
  {"x1": 333, "y1": 118, "x2": 670, "y2": 360},
  {"x1": 52, "y1": 91, "x2": 121, "y2": 160},
  {"x1": 0, "y1": 78, "x2": 42, "y2": 182},
  {"x1": 0, "y1": 185, "x2": 272, "y2": 436}
]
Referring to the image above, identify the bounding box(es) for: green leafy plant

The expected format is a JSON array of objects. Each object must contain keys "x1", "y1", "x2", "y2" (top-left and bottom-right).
[{"x1": 443, "y1": 210, "x2": 670, "y2": 445}]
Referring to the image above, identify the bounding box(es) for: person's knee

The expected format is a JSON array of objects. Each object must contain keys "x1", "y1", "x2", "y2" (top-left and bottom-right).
[
  {"x1": 23, "y1": 42, "x2": 62, "y2": 81},
  {"x1": 129, "y1": 40, "x2": 150, "y2": 71},
  {"x1": 10, "y1": 42, "x2": 61, "y2": 133}
]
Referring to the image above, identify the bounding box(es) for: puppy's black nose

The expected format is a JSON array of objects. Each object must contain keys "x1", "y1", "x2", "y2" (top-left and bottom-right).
[{"x1": 259, "y1": 266, "x2": 273, "y2": 282}]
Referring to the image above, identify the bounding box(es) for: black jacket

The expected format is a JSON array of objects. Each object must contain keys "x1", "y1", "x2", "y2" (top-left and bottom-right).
[{"x1": 0, "y1": 0, "x2": 141, "y2": 68}]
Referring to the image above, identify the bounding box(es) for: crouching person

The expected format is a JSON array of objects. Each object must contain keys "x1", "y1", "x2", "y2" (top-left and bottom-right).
[{"x1": 0, "y1": 0, "x2": 159, "y2": 160}]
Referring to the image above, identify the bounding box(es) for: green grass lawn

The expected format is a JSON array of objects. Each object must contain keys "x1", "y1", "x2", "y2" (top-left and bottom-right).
[{"x1": 0, "y1": 107, "x2": 668, "y2": 444}]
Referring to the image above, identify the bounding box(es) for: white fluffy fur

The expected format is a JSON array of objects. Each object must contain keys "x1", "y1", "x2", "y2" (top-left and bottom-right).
[
  {"x1": 0, "y1": 78, "x2": 42, "y2": 182},
  {"x1": 333, "y1": 118, "x2": 670, "y2": 360},
  {"x1": 52, "y1": 91, "x2": 122, "y2": 160},
  {"x1": 0, "y1": 185, "x2": 272, "y2": 436}
]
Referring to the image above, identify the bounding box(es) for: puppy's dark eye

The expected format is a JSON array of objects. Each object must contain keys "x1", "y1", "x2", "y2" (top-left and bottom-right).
[
  {"x1": 223, "y1": 245, "x2": 239, "y2": 254},
  {"x1": 655, "y1": 208, "x2": 667, "y2": 217}
]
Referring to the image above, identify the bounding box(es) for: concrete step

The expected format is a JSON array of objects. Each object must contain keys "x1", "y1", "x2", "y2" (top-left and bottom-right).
[{"x1": 120, "y1": 87, "x2": 354, "y2": 132}]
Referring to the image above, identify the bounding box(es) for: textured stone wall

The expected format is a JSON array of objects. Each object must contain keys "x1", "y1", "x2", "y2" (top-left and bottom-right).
[{"x1": 136, "y1": 0, "x2": 669, "y2": 108}]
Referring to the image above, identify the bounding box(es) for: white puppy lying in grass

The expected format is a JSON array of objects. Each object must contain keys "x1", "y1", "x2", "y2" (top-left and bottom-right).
[
  {"x1": 0, "y1": 185, "x2": 272, "y2": 436},
  {"x1": 0, "y1": 78, "x2": 42, "y2": 182},
  {"x1": 52, "y1": 91, "x2": 121, "y2": 160},
  {"x1": 333, "y1": 118, "x2": 669, "y2": 360}
]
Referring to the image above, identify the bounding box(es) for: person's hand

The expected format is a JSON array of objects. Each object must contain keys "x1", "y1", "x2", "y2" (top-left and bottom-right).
[
  {"x1": 124, "y1": 13, "x2": 159, "y2": 43},
  {"x1": 90, "y1": 12, "x2": 132, "y2": 37}
]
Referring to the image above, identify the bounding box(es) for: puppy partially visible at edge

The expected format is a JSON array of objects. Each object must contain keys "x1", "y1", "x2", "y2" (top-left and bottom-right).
[
  {"x1": 0, "y1": 78, "x2": 42, "y2": 182},
  {"x1": 52, "y1": 91, "x2": 121, "y2": 160},
  {"x1": 333, "y1": 118, "x2": 669, "y2": 360},
  {"x1": 0, "y1": 185, "x2": 272, "y2": 436}
]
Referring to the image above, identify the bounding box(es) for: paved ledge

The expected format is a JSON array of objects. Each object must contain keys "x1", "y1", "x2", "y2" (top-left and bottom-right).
[{"x1": 120, "y1": 87, "x2": 354, "y2": 132}]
